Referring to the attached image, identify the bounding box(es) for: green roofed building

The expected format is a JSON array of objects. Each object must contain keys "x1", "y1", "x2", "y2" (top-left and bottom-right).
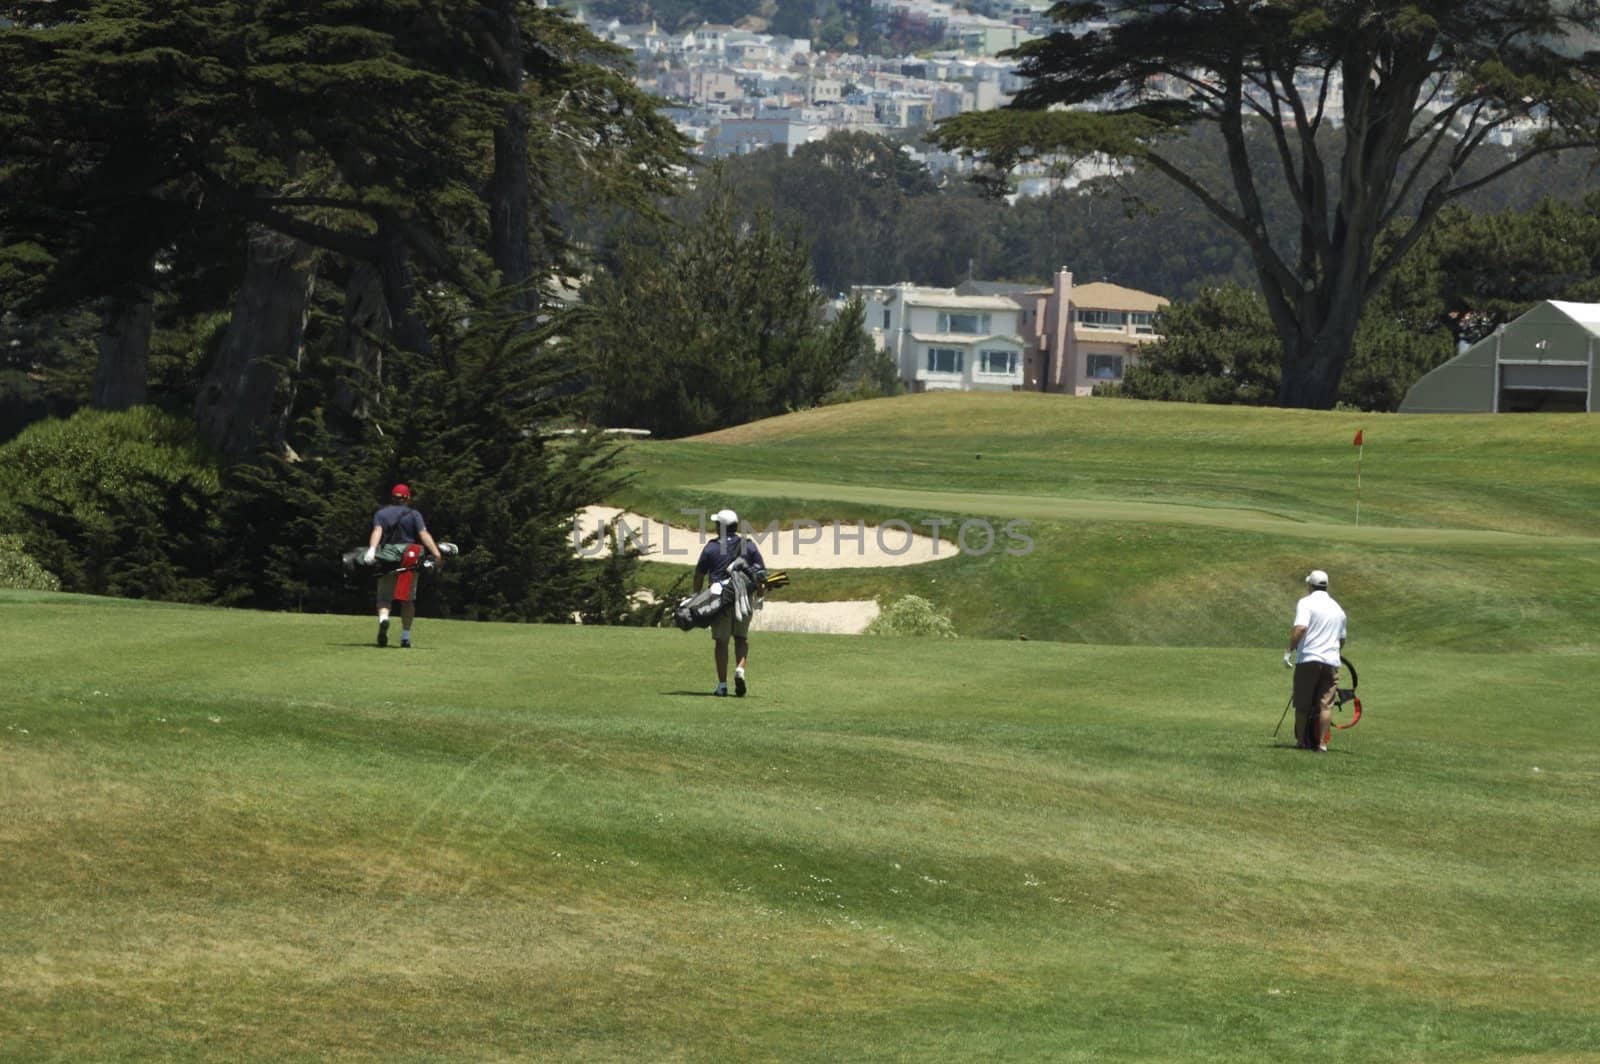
[{"x1": 1401, "y1": 301, "x2": 1598, "y2": 413}]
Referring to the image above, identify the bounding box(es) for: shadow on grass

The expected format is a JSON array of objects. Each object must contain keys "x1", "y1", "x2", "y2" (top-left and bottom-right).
[{"x1": 1267, "y1": 742, "x2": 1353, "y2": 755}]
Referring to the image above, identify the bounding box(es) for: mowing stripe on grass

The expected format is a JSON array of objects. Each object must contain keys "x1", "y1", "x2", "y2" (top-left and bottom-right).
[{"x1": 709, "y1": 478, "x2": 1600, "y2": 548}]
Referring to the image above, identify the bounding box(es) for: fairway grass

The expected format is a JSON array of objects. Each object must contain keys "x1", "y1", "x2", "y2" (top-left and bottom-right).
[
  {"x1": 7, "y1": 394, "x2": 1600, "y2": 1060},
  {"x1": 4, "y1": 594, "x2": 1598, "y2": 1062}
]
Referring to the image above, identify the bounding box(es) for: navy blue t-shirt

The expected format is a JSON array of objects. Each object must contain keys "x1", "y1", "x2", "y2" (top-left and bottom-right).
[
  {"x1": 373, "y1": 504, "x2": 427, "y2": 546},
  {"x1": 695, "y1": 534, "x2": 764, "y2": 583}
]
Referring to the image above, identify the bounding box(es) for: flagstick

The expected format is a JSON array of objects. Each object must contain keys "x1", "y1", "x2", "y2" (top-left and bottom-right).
[{"x1": 1355, "y1": 441, "x2": 1364, "y2": 526}]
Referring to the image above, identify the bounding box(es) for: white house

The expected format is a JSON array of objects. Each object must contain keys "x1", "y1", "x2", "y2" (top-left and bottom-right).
[
  {"x1": 705, "y1": 116, "x2": 825, "y2": 156},
  {"x1": 725, "y1": 34, "x2": 776, "y2": 64},
  {"x1": 688, "y1": 24, "x2": 735, "y2": 54},
  {"x1": 810, "y1": 77, "x2": 845, "y2": 105},
  {"x1": 851, "y1": 283, "x2": 1027, "y2": 392}
]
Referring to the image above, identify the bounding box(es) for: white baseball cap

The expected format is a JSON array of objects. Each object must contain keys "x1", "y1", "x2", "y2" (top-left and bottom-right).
[
  {"x1": 712, "y1": 509, "x2": 738, "y2": 529},
  {"x1": 1305, "y1": 569, "x2": 1329, "y2": 588}
]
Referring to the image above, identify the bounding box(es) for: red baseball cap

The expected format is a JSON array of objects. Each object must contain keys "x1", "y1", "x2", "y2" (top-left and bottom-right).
[{"x1": 391, "y1": 483, "x2": 412, "y2": 498}]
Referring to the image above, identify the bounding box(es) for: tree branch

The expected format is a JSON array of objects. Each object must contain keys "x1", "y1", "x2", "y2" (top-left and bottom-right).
[
  {"x1": 1446, "y1": 134, "x2": 1600, "y2": 200},
  {"x1": 378, "y1": 208, "x2": 482, "y2": 296},
  {"x1": 1139, "y1": 147, "x2": 1297, "y2": 294},
  {"x1": 194, "y1": 167, "x2": 378, "y2": 261}
]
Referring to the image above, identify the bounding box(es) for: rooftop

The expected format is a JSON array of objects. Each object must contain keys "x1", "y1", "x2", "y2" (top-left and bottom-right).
[
  {"x1": 902, "y1": 291, "x2": 1022, "y2": 311},
  {"x1": 1546, "y1": 300, "x2": 1600, "y2": 332},
  {"x1": 1070, "y1": 281, "x2": 1168, "y2": 313}
]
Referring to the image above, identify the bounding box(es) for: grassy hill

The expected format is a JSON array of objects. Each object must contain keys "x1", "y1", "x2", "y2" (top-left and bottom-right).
[
  {"x1": 613, "y1": 393, "x2": 1600, "y2": 650},
  {"x1": 4, "y1": 394, "x2": 1599, "y2": 1061}
]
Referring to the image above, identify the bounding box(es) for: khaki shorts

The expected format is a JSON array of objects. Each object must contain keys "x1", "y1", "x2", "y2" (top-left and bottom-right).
[
  {"x1": 375, "y1": 572, "x2": 415, "y2": 605},
  {"x1": 1293, "y1": 662, "x2": 1340, "y2": 715},
  {"x1": 375, "y1": 544, "x2": 424, "y2": 605},
  {"x1": 711, "y1": 608, "x2": 752, "y2": 641}
]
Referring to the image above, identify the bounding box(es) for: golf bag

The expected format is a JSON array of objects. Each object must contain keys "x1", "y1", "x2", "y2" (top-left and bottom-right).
[
  {"x1": 670, "y1": 532, "x2": 793, "y2": 631},
  {"x1": 1273, "y1": 654, "x2": 1363, "y2": 742},
  {"x1": 341, "y1": 541, "x2": 459, "y2": 581},
  {"x1": 1333, "y1": 655, "x2": 1363, "y2": 731},
  {"x1": 674, "y1": 537, "x2": 748, "y2": 631},
  {"x1": 674, "y1": 582, "x2": 733, "y2": 631}
]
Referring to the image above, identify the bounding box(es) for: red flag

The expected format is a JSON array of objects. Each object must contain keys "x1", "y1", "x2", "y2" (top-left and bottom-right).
[{"x1": 1352, "y1": 428, "x2": 1364, "y2": 447}]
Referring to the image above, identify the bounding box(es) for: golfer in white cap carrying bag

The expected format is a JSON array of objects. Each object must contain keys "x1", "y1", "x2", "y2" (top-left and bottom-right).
[
  {"x1": 693, "y1": 509, "x2": 767, "y2": 697},
  {"x1": 1285, "y1": 570, "x2": 1348, "y2": 751}
]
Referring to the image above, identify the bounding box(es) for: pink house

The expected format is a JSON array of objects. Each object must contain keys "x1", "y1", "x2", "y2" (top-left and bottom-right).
[{"x1": 1010, "y1": 269, "x2": 1168, "y2": 394}]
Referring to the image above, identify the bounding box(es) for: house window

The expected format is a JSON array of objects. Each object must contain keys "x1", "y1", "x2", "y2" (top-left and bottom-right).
[
  {"x1": 882, "y1": 308, "x2": 891, "y2": 329},
  {"x1": 1077, "y1": 309, "x2": 1126, "y2": 329},
  {"x1": 979, "y1": 349, "x2": 1018, "y2": 375},
  {"x1": 1087, "y1": 353, "x2": 1124, "y2": 380},
  {"x1": 927, "y1": 347, "x2": 964, "y2": 374},
  {"x1": 1131, "y1": 311, "x2": 1155, "y2": 334},
  {"x1": 938, "y1": 312, "x2": 990, "y2": 334}
]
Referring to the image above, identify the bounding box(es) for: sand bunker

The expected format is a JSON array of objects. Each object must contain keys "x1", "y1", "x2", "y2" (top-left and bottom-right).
[
  {"x1": 753, "y1": 599, "x2": 880, "y2": 635},
  {"x1": 573, "y1": 506, "x2": 954, "y2": 569}
]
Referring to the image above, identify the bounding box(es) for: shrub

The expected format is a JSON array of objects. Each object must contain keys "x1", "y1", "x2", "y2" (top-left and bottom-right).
[
  {"x1": 0, "y1": 408, "x2": 220, "y2": 600},
  {"x1": 865, "y1": 594, "x2": 958, "y2": 638},
  {"x1": 0, "y1": 533, "x2": 59, "y2": 591},
  {"x1": 573, "y1": 517, "x2": 674, "y2": 626}
]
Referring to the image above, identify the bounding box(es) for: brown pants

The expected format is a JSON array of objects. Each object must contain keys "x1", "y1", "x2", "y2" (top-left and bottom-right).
[{"x1": 1292, "y1": 662, "x2": 1340, "y2": 749}]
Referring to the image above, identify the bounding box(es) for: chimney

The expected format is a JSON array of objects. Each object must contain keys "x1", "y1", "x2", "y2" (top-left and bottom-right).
[{"x1": 1054, "y1": 267, "x2": 1073, "y2": 391}]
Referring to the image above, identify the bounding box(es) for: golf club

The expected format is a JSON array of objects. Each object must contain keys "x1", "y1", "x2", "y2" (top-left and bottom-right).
[{"x1": 1272, "y1": 693, "x2": 1293, "y2": 738}]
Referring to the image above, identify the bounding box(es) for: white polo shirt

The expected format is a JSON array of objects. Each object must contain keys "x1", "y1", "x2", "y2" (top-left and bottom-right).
[{"x1": 1293, "y1": 589, "x2": 1347, "y2": 666}]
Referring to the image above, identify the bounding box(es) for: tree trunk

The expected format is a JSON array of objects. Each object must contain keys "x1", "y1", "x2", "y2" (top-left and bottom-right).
[
  {"x1": 375, "y1": 220, "x2": 433, "y2": 359},
  {"x1": 1258, "y1": 210, "x2": 1373, "y2": 410},
  {"x1": 489, "y1": 103, "x2": 533, "y2": 312},
  {"x1": 91, "y1": 287, "x2": 154, "y2": 411},
  {"x1": 333, "y1": 260, "x2": 389, "y2": 417},
  {"x1": 1278, "y1": 340, "x2": 1347, "y2": 409},
  {"x1": 194, "y1": 226, "x2": 316, "y2": 461},
  {"x1": 483, "y1": 0, "x2": 534, "y2": 315},
  {"x1": 1275, "y1": 296, "x2": 1364, "y2": 409}
]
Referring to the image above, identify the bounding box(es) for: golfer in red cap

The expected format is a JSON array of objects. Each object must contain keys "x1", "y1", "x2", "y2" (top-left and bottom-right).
[{"x1": 363, "y1": 483, "x2": 444, "y2": 648}]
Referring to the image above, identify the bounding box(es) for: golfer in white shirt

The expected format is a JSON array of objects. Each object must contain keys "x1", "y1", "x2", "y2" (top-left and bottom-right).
[{"x1": 1287, "y1": 569, "x2": 1347, "y2": 752}]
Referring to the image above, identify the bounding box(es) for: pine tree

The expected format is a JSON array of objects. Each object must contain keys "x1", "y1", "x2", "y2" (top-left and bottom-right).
[
  {"x1": 577, "y1": 173, "x2": 873, "y2": 437},
  {"x1": 1, "y1": 1, "x2": 686, "y2": 457}
]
